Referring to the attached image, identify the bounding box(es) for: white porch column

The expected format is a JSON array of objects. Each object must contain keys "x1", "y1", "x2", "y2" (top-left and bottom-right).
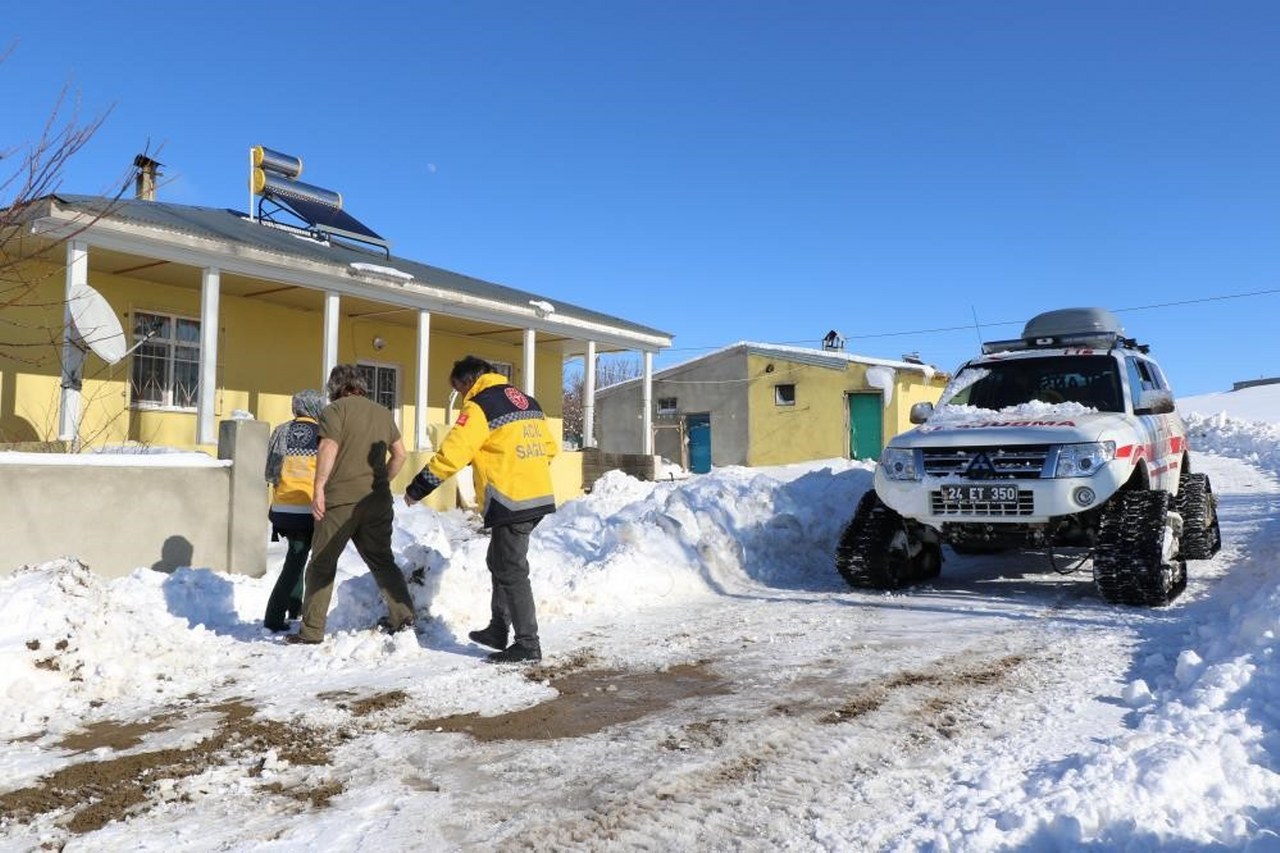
[
  {"x1": 322, "y1": 291, "x2": 340, "y2": 386},
  {"x1": 642, "y1": 351, "x2": 654, "y2": 455},
  {"x1": 196, "y1": 267, "x2": 221, "y2": 446},
  {"x1": 522, "y1": 328, "x2": 536, "y2": 395},
  {"x1": 57, "y1": 240, "x2": 89, "y2": 444},
  {"x1": 415, "y1": 309, "x2": 432, "y2": 451},
  {"x1": 583, "y1": 341, "x2": 597, "y2": 448}
]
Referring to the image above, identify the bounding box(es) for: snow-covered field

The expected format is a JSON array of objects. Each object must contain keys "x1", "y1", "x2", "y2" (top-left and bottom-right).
[{"x1": 2, "y1": 384, "x2": 1280, "y2": 851}]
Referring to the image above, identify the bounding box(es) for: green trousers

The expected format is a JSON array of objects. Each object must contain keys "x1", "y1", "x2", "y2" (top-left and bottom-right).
[{"x1": 299, "y1": 490, "x2": 415, "y2": 641}]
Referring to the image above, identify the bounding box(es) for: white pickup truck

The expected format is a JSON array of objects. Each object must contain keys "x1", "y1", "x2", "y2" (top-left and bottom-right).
[{"x1": 836, "y1": 307, "x2": 1221, "y2": 605}]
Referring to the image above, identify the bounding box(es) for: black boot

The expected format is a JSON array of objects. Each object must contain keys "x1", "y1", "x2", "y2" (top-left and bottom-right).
[
  {"x1": 485, "y1": 641, "x2": 541, "y2": 664},
  {"x1": 467, "y1": 623, "x2": 509, "y2": 650}
]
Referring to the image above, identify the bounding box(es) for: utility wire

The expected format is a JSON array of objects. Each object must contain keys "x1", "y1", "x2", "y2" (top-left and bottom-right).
[{"x1": 662, "y1": 286, "x2": 1280, "y2": 355}]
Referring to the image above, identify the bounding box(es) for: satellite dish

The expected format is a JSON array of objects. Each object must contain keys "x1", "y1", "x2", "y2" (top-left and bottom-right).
[{"x1": 67, "y1": 282, "x2": 128, "y2": 365}]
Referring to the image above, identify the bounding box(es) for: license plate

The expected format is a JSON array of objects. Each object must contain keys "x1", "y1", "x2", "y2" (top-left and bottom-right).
[{"x1": 940, "y1": 484, "x2": 1020, "y2": 503}]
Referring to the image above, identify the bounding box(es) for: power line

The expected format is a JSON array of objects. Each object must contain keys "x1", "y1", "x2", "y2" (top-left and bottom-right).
[{"x1": 662, "y1": 286, "x2": 1280, "y2": 355}]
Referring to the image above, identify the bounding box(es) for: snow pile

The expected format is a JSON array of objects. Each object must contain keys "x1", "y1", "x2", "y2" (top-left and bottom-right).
[
  {"x1": 1185, "y1": 411, "x2": 1280, "y2": 473},
  {"x1": 926, "y1": 399, "x2": 1099, "y2": 426}
]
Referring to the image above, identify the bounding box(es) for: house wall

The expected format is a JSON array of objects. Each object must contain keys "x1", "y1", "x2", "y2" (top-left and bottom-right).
[
  {"x1": 893, "y1": 372, "x2": 948, "y2": 429},
  {"x1": 595, "y1": 350, "x2": 751, "y2": 465},
  {"x1": 594, "y1": 349, "x2": 949, "y2": 471},
  {"x1": 1, "y1": 256, "x2": 575, "y2": 509},
  {"x1": 744, "y1": 355, "x2": 948, "y2": 466},
  {"x1": 745, "y1": 355, "x2": 852, "y2": 465}
]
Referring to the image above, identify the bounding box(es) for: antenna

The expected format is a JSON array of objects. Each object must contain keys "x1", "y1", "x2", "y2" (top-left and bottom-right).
[
  {"x1": 67, "y1": 282, "x2": 128, "y2": 364},
  {"x1": 969, "y1": 305, "x2": 984, "y2": 348}
]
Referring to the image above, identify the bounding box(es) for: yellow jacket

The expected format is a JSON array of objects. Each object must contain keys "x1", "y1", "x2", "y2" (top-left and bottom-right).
[
  {"x1": 407, "y1": 373, "x2": 559, "y2": 526},
  {"x1": 266, "y1": 416, "x2": 319, "y2": 513}
]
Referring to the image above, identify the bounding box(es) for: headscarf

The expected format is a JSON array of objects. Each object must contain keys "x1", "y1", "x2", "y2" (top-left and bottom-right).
[
  {"x1": 265, "y1": 389, "x2": 326, "y2": 485},
  {"x1": 291, "y1": 389, "x2": 327, "y2": 420}
]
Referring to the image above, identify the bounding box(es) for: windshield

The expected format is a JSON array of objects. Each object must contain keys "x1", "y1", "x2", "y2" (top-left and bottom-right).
[{"x1": 944, "y1": 355, "x2": 1124, "y2": 412}]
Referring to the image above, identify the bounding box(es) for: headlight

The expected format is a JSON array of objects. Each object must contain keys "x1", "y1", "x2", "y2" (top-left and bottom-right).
[
  {"x1": 879, "y1": 447, "x2": 921, "y2": 481},
  {"x1": 1053, "y1": 441, "x2": 1116, "y2": 478}
]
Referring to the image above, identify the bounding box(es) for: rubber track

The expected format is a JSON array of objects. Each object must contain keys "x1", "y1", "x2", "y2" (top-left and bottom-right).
[
  {"x1": 835, "y1": 492, "x2": 936, "y2": 590},
  {"x1": 1177, "y1": 472, "x2": 1222, "y2": 560},
  {"x1": 1093, "y1": 490, "x2": 1186, "y2": 606}
]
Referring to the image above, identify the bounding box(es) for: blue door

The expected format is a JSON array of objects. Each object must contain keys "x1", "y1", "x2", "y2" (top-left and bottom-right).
[{"x1": 686, "y1": 414, "x2": 711, "y2": 473}]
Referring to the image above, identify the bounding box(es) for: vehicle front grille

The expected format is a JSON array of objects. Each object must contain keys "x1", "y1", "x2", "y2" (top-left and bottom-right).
[
  {"x1": 930, "y1": 489, "x2": 1035, "y2": 516},
  {"x1": 920, "y1": 446, "x2": 1051, "y2": 479}
]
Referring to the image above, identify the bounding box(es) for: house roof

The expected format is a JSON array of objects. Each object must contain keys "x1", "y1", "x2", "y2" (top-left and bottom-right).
[
  {"x1": 597, "y1": 341, "x2": 948, "y2": 396},
  {"x1": 22, "y1": 194, "x2": 672, "y2": 352}
]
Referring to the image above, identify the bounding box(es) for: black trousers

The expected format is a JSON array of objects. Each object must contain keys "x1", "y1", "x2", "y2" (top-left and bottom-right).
[
  {"x1": 264, "y1": 528, "x2": 311, "y2": 628},
  {"x1": 486, "y1": 518, "x2": 542, "y2": 646}
]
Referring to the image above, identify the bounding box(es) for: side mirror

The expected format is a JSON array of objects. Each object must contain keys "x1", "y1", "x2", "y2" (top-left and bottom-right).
[
  {"x1": 909, "y1": 402, "x2": 935, "y2": 424},
  {"x1": 1135, "y1": 390, "x2": 1175, "y2": 415}
]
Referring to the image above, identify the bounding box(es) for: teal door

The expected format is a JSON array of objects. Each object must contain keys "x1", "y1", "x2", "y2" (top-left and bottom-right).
[
  {"x1": 686, "y1": 414, "x2": 711, "y2": 473},
  {"x1": 848, "y1": 395, "x2": 883, "y2": 460}
]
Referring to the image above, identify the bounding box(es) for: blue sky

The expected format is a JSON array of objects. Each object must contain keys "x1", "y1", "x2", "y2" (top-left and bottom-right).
[{"x1": 5, "y1": 1, "x2": 1279, "y2": 395}]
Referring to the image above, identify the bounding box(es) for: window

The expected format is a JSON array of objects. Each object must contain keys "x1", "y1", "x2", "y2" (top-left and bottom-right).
[
  {"x1": 657, "y1": 397, "x2": 678, "y2": 415},
  {"x1": 130, "y1": 311, "x2": 200, "y2": 409},
  {"x1": 775, "y1": 384, "x2": 796, "y2": 406},
  {"x1": 1126, "y1": 356, "x2": 1169, "y2": 409},
  {"x1": 490, "y1": 361, "x2": 514, "y2": 381},
  {"x1": 948, "y1": 356, "x2": 1122, "y2": 412},
  {"x1": 357, "y1": 362, "x2": 399, "y2": 411}
]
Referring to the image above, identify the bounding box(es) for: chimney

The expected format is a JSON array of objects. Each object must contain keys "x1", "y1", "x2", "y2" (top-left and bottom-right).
[{"x1": 133, "y1": 155, "x2": 163, "y2": 201}]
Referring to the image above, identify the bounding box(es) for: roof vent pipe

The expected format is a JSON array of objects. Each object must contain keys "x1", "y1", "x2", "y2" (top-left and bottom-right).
[{"x1": 133, "y1": 155, "x2": 163, "y2": 201}]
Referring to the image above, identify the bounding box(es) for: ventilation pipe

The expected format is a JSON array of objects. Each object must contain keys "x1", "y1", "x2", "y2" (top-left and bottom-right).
[{"x1": 133, "y1": 155, "x2": 163, "y2": 201}]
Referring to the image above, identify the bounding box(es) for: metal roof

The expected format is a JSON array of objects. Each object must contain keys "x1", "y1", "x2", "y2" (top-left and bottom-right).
[{"x1": 44, "y1": 194, "x2": 672, "y2": 343}]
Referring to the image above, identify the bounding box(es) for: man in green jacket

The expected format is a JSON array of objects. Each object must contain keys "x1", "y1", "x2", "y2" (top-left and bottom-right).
[{"x1": 287, "y1": 364, "x2": 416, "y2": 645}]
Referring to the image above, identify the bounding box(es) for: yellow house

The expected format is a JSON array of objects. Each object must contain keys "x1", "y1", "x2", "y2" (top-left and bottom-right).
[
  {"x1": 594, "y1": 342, "x2": 949, "y2": 472},
  {"x1": 1, "y1": 192, "x2": 673, "y2": 504}
]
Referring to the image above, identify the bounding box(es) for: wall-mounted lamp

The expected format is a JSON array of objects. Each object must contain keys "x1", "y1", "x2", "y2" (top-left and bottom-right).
[{"x1": 372, "y1": 336, "x2": 386, "y2": 351}]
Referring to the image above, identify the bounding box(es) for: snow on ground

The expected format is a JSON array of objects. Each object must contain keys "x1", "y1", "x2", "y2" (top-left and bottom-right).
[{"x1": 2, "y1": 387, "x2": 1280, "y2": 850}]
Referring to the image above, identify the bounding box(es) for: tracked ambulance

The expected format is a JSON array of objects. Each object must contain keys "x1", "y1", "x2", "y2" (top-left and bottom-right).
[{"x1": 835, "y1": 307, "x2": 1220, "y2": 605}]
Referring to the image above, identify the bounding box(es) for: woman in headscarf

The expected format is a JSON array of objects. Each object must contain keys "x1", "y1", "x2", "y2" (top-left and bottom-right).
[{"x1": 263, "y1": 389, "x2": 327, "y2": 631}]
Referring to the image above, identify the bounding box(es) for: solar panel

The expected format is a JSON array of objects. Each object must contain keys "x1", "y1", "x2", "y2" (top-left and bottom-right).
[
  {"x1": 258, "y1": 191, "x2": 391, "y2": 255},
  {"x1": 250, "y1": 148, "x2": 391, "y2": 255}
]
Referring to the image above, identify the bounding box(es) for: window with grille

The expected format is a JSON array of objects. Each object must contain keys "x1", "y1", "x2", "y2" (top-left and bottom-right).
[
  {"x1": 490, "y1": 361, "x2": 514, "y2": 381},
  {"x1": 130, "y1": 311, "x2": 200, "y2": 409},
  {"x1": 357, "y1": 362, "x2": 399, "y2": 411},
  {"x1": 657, "y1": 397, "x2": 678, "y2": 415}
]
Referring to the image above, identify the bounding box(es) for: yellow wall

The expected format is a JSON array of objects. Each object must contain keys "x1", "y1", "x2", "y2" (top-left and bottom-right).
[
  {"x1": 744, "y1": 354, "x2": 948, "y2": 467},
  {"x1": 1, "y1": 254, "x2": 580, "y2": 498},
  {"x1": 0, "y1": 259, "x2": 137, "y2": 447}
]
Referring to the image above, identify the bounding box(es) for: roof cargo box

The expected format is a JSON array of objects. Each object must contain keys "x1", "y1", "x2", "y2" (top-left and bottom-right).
[{"x1": 1022, "y1": 307, "x2": 1123, "y2": 341}]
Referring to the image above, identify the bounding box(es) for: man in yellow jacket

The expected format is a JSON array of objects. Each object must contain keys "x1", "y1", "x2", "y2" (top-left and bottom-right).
[{"x1": 405, "y1": 355, "x2": 559, "y2": 663}]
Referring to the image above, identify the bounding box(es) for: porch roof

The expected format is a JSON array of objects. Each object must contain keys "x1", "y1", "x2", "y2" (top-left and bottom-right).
[{"x1": 21, "y1": 194, "x2": 672, "y2": 355}]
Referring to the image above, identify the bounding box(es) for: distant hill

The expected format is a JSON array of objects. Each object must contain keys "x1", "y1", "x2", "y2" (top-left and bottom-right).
[{"x1": 1180, "y1": 383, "x2": 1280, "y2": 425}]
